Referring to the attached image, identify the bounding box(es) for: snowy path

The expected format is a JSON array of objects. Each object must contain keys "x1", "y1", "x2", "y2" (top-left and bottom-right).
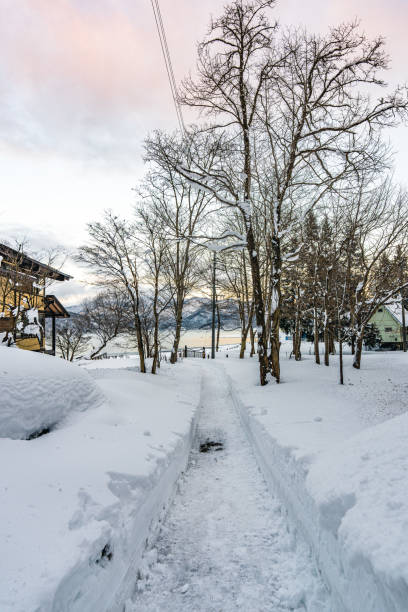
[{"x1": 126, "y1": 363, "x2": 329, "y2": 611}]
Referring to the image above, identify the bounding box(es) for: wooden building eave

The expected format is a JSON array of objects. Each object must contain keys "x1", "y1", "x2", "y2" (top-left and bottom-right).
[
  {"x1": 0, "y1": 243, "x2": 72, "y2": 281},
  {"x1": 42, "y1": 295, "x2": 70, "y2": 318}
]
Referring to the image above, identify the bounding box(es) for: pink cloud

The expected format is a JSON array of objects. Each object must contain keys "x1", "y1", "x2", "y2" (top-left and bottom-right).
[
  {"x1": 0, "y1": 0, "x2": 405, "y2": 162},
  {"x1": 1, "y1": 0, "x2": 166, "y2": 110}
]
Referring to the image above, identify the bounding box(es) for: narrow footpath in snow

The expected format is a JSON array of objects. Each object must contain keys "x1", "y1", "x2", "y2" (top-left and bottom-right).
[{"x1": 125, "y1": 362, "x2": 330, "y2": 612}]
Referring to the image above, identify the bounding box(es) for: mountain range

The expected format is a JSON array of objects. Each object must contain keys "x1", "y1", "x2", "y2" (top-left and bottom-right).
[{"x1": 67, "y1": 297, "x2": 241, "y2": 331}]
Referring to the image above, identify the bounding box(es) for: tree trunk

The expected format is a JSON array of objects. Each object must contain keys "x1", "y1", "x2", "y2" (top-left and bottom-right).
[
  {"x1": 144, "y1": 332, "x2": 151, "y2": 359},
  {"x1": 239, "y1": 302, "x2": 254, "y2": 359},
  {"x1": 238, "y1": 301, "x2": 246, "y2": 359},
  {"x1": 268, "y1": 235, "x2": 282, "y2": 382},
  {"x1": 170, "y1": 294, "x2": 183, "y2": 364},
  {"x1": 401, "y1": 290, "x2": 407, "y2": 352},
  {"x1": 239, "y1": 333, "x2": 247, "y2": 359},
  {"x1": 249, "y1": 324, "x2": 255, "y2": 356},
  {"x1": 353, "y1": 332, "x2": 364, "y2": 369},
  {"x1": 247, "y1": 228, "x2": 269, "y2": 385},
  {"x1": 329, "y1": 330, "x2": 336, "y2": 355},
  {"x1": 270, "y1": 307, "x2": 280, "y2": 382},
  {"x1": 350, "y1": 299, "x2": 356, "y2": 355},
  {"x1": 339, "y1": 335, "x2": 344, "y2": 384},
  {"x1": 323, "y1": 268, "x2": 332, "y2": 366},
  {"x1": 294, "y1": 287, "x2": 301, "y2": 361},
  {"x1": 151, "y1": 312, "x2": 160, "y2": 374},
  {"x1": 134, "y1": 312, "x2": 146, "y2": 373},
  {"x1": 294, "y1": 325, "x2": 301, "y2": 361},
  {"x1": 239, "y1": 70, "x2": 269, "y2": 384},
  {"x1": 216, "y1": 301, "x2": 221, "y2": 352},
  {"x1": 324, "y1": 326, "x2": 329, "y2": 366},
  {"x1": 90, "y1": 341, "x2": 108, "y2": 360},
  {"x1": 313, "y1": 306, "x2": 320, "y2": 364}
]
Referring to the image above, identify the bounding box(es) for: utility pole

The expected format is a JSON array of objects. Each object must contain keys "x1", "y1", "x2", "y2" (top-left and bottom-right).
[
  {"x1": 211, "y1": 251, "x2": 216, "y2": 359},
  {"x1": 187, "y1": 234, "x2": 245, "y2": 359},
  {"x1": 401, "y1": 287, "x2": 407, "y2": 352},
  {"x1": 399, "y1": 254, "x2": 407, "y2": 352}
]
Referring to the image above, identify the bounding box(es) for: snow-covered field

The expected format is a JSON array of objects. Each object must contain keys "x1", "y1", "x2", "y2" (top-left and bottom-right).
[
  {"x1": 0, "y1": 348, "x2": 201, "y2": 612},
  {"x1": 1, "y1": 342, "x2": 407, "y2": 611},
  {"x1": 224, "y1": 345, "x2": 408, "y2": 612}
]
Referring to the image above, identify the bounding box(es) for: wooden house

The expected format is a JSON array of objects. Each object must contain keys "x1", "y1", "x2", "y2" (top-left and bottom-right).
[
  {"x1": 0, "y1": 243, "x2": 71, "y2": 354},
  {"x1": 368, "y1": 303, "x2": 408, "y2": 350}
]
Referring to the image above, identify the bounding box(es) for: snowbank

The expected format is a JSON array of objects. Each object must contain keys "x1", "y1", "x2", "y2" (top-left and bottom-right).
[
  {"x1": 225, "y1": 350, "x2": 408, "y2": 612},
  {"x1": 309, "y1": 413, "x2": 408, "y2": 611},
  {"x1": 0, "y1": 353, "x2": 202, "y2": 612},
  {"x1": 0, "y1": 347, "x2": 103, "y2": 439}
]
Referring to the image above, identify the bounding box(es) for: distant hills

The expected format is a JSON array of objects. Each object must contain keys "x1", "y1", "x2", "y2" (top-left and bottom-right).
[
  {"x1": 167, "y1": 297, "x2": 240, "y2": 331},
  {"x1": 67, "y1": 297, "x2": 240, "y2": 331},
  {"x1": 65, "y1": 304, "x2": 83, "y2": 314}
]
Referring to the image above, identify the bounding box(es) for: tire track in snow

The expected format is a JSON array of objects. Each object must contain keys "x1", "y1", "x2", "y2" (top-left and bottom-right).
[{"x1": 125, "y1": 362, "x2": 329, "y2": 611}]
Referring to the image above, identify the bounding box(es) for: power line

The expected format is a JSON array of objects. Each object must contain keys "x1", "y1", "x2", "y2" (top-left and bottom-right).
[{"x1": 150, "y1": 0, "x2": 186, "y2": 134}]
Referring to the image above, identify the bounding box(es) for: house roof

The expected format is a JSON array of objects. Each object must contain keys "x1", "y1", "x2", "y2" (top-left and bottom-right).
[
  {"x1": 0, "y1": 243, "x2": 72, "y2": 282},
  {"x1": 384, "y1": 303, "x2": 408, "y2": 326},
  {"x1": 42, "y1": 295, "x2": 70, "y2": 318}
]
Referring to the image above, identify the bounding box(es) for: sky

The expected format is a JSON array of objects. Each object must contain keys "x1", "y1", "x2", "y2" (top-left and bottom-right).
[{"x1": 0, "y1": 0, "x2": 407, "y2": 305}]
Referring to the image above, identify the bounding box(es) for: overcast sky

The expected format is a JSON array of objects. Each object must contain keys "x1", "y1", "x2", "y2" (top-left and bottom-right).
[{"x1": 0, "y1": 0, "x2": 407, "y2": 304}]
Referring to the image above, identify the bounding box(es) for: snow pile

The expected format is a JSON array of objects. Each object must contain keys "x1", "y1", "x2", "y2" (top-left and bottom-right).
[
  {"x1": 0, "y1": 354, "x2": 201, "y2": 612},
  {"x1": 0, "y1": 347, "x2": 104, "y2": 439},
  {"x1": 226, "y1": 350, "x2": 408, "y2": 612},
  {"x1": 308, "y1": 412, "x2": 408, "y2": 611}
]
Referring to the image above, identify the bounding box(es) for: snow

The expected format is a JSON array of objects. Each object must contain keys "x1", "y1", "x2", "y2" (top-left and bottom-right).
[
  {"x1": 385, "y1": 302, "x2": 408, "y2": 326},
  {"x1": 127, "y1": 363, "x2": 329, "y2": 611},
  {"x1": 283, "y1": 244, "x2": 302, "y2": 262},
  {"x1": 309, "y1": 414, "x2": 408, "y2": 597},
  {"x1": 0, "y1": 350, "x2": 201, "y2": 612},
  {"x1": 224, "y1": 347, "x2": 408, "y2": 612},
  {"x1": 0, "y1": 347, "x2": 104, "y2": 439},
  {"x1": 1, "y1": 342, "x2": 408, "y2": 611}
]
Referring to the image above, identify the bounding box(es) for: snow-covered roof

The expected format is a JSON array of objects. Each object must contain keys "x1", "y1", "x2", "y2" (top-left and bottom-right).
[{"x1": 384, "y1": 303, "x2": 408, "y2": 326}]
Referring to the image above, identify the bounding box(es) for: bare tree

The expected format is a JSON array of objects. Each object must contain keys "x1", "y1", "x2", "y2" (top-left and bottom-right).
[
  {"x1": 143, "y1": 134, "x2": 216, "y2": 364},
  {"x1": 173, "y1": 1, "x2": 279, "y2": 384},
  {"x1": 216, "y1": 248, "x2": 254, "y2": 358},
  {"x1": 83, "y1": 289, "x2": 127, "y2": 359},
  {"x1": 56, "y1": 318, "x2": 90, "y2": 361},
  {"x1": 396, "y1": 244, "x2": 408, "y2": 353},
  {"x1": 255, "y1": 18, "x2": 407, "y2": 381},
  {"x1": 349, "y1": 183, "x2": 408, "y2": 368},
  {"x1": 78, "y1": 212, "x2": 147, "y2": 373},
  {"x1": 136, "y1": 199, "x2": 174, "y2": 373}
]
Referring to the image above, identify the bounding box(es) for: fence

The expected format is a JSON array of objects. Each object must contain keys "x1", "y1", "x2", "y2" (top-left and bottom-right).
[{"x1": 184, "y1": 346, "x2": 207, "y2": 358}]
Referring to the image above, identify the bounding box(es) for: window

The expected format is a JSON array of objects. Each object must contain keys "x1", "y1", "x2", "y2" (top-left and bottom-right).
[{"x1": 385, "y1": 327, "x2": 393, "y2": 332}]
